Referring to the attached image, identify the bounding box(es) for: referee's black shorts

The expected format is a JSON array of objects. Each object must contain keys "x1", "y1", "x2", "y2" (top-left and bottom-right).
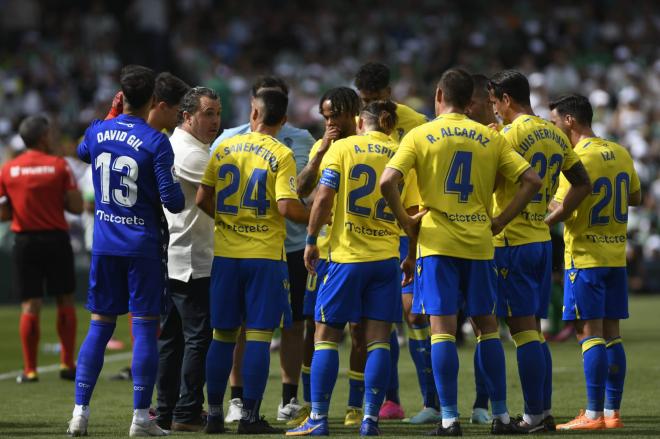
[
  {"x1": 12, "y1": 230, "x2": 75, "y2": 301},
  {"x1": 286, "y1": 249, "x2": 307, "y2": 322}
]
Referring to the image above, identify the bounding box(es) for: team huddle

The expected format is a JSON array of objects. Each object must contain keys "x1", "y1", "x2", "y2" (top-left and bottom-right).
[{"x1": 63, "y1": 62, "x2": 638, "y2": 437}]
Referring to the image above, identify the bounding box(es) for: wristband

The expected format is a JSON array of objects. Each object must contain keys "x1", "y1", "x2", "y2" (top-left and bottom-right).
[{"x1": 306, "y1": 235, "x2": 318, "y2": 245}]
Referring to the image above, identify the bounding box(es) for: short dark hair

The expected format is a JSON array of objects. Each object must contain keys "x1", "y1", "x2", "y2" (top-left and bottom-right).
[
  {"x1": 155, "y1": 72, "x2": 190, "y2": 106},
  {"x1": 471, "y1": 74, "x2": 489, "y2": 98},
  {"x1": 318, "y1": 87, "x2": 361, "y2": 116},
  {"x1": 488, "y1": 70, "x2": 530, "y2": 105},
  {"x1": 251, "y1": 75, "x2": 289, "y2": 97},
  {"x1": 437, "y1": 69, "x2": 474, "y2": 109},
  {"x1": 360, "y1": 100, "x2": 398, "y2": 134},
  {"x1": 120, "y1": 64, "x2": 156, "y2": 109},
  {"x1": 19, "y1": 115, "x2": 49, "y2": 148},
  {"x1": 549, "y1": 94, "x2": 593, "y2": 127},
  {"x1": 255, "y1": 89, "x2": 288, "y2": 126},
  {"x1": 355, "y1": 62, "x2": 390, "y2": 92},
  {"x1": 177, "y1": 86, "x2": 219, "y2": 125}
]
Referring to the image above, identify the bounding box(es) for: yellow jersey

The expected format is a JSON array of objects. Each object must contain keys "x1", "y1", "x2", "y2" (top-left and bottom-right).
[
  {"x1": 493, "y1": 115, "x2": 580, "y2": 246},
  {"x1": 554, "y1": 137, "x2": 640, "y2": 269},
  {"x1": 308, "y1": 139, "x2": 333, "y2": 260},
  {"x1": 320, "y1": 131, "x2": 418, "y2": 263},
  {"x1": 393, "y1": 103, "x2": 428, "y2": 143},
  {"x1": 201, "y1": 132, "x2": 299, "y2": 260},
  {"x1": 387, "y1": 113, "x2": 530, "y2": 260}
]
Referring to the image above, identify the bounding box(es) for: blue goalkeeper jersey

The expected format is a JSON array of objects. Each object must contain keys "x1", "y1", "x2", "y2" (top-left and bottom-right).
[{"x1": 77, "y1": 114, "x2": 184, "y2": 259}]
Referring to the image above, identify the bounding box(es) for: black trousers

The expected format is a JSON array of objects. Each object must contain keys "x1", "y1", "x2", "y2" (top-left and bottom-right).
[{"x1": 156, "y1": 277, "x2": 211, "y2": 424}]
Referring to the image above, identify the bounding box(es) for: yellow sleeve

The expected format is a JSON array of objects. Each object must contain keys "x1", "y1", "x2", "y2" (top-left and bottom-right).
[
  {"x1": 386, "y1": 132, "x2": 416, "y2": 177},
  {"x1": 402, "y1": 168, "x2": 420, "y2": 209},
  {"x1": 630, "y1": 164, "x2": 641, "y2": 194},
  {"x1": 275, "y1": 150, "x2": 300, "y2": 201},
  {"x1": 320, "y1": 142, "x2": 341, "y2": 173},
  {"x1": 554, "y1": 174, "x2": 569, "y2": 203},
  {"x1": 201, "y1": 154, "x2": 218, "y2": 187},
  {"x1": 308, "y1": 139, "x2": 322, "y2": 161},
  {"x1": 562, "y1": 145, "x2": 581, "y2": 170},
  {"x1": 497, "y1": 137, "x2": 530, "y2": 183}
]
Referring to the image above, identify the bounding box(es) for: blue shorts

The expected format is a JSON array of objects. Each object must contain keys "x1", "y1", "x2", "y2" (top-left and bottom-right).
[
  {"x1": 412, "y1": 255, "x2": 497, "y2": 317},
  {"x1": 495, "y1": 241, "x2": 552, "y2": 318},
  {"x1": 563, "y1": 267, "x2": 629, "y2": 321},
  {"x1": 210, "y1": 257, "x2": 292, "y2": 330},
  {"x1": 315, "y1": 259, "x2": 402, "y2": 324},
  {"x1": 87, "y1": 255, "x2": 165, "y2": 317},
  {"x1": 303, "y1": 259, "x2": 328, "y2": 317},
  {"x1": 400, "y1": 236, "x2": 413, "y2": 294}
]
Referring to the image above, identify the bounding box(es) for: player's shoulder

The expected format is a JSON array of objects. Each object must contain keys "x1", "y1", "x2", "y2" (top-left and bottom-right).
[{"x1": 396, "y1": 102, "x2": 427, "y2": 120}]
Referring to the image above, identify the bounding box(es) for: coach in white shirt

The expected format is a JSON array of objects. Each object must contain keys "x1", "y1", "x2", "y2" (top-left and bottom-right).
[{"x1": 156, "y1": 86, "x2": 221, "y2": 433}]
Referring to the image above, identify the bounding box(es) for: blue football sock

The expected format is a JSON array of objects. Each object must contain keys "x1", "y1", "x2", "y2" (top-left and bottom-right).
[
  {"x1": 540, "y1": 333, "x2": 553, "y2": 412},
  {"x1": 605, "y1": 338, "x2": 626, "y2": 410},
  {"x1": 581, "y1": 337, "x2": 607, "y2": 412},
  {"x1": 347, "y1": 369, "x2": 365, "y2": 409},
  {"x1": 311, "y1": 342, "x2": 339, "y2": 416},
  {"x1": 242, "y1": 330, "x2": 273, "y2": 421},
  {"x1": 409, "y1": 325, "x2": 437, "y2": 408},
  {"x1": 301, "y1": 365, "x2": 311, "y2": 404},
  {"x1": 131, "y1": 318, "x2": 159, "y2": 410},
  {"x1": 512, "y1": 330, "x2": 545, "y2": 416},
  {"x1": 385, "y1": 331, "x2": 400, "y2": 404},
  {"x1": 364, "y1": 342, "x2": 391, "y2": 418},
  {"x1": 431, "y1": 334, "x2": 459, "y2": 420},
  {"x1": 206, "y1": 329, "x2": 238, "y2": 407},
  {"x1": 477, "y1": 333, "x2": 508, "y2": 417},
  {"x1": 473, "y1": 347, "x2": 489, "y2": 409},
  {"x1": 75, "y1": 320, "x2": 115, "y2": 406}
]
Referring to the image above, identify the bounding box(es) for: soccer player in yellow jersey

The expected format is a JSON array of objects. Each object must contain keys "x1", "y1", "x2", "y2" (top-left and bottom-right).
[
  {"x1": 547, "y1": 95, "x2": 641, "y2": 431},
  {"x1": 288, "y1": 101, "x2": 419, "y2": 437},
  {"x1": 196, "y1": 89, "x2": 309, "y2": 434},
  {"x1": 296, "y1": 87, "x2": 368, "y2": 426},
  {"x1": 355, "y1": 61, "x2": 439, "y2": 424},
  {"x1": 487, "y1": 70, "x2": 592, "y2": 432},
  {"x1": 381, "y1": 69, "x2": 542, "y2": 436}
]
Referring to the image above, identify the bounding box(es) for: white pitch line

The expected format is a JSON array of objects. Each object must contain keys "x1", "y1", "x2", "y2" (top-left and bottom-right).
[{"x1": 0, "y1": 352, "x2": 132, "y2": 381}]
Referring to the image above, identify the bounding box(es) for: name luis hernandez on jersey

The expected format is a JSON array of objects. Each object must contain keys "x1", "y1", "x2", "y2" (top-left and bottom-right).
[
  {"x1": 517, "y1": 128, "x2": 569, "y2": 154},
  {"x1": 217, "y1": 142, "x2": 279, "y2": 172},
  {"x1": 96, "y1": 129, "x2": 144, "y2": 151}
]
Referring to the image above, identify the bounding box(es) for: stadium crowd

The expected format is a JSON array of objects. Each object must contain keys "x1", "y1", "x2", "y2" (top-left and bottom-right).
[
  {"x1": 0, "y1": 0, "x2": 658, "y2": 290},
  {"x1": 0, "y1": 1, "x2": 656, "y2": 437}
]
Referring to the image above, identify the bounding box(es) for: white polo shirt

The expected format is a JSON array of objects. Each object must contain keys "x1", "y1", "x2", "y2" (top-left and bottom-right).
[{"x1": 166, "y1": 127, "x2": 214, "y2": 281}]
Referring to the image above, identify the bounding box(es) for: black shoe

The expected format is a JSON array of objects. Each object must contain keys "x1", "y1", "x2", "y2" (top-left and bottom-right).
[
  {"x1": 60, "y1": 367, "x2": 76, "y2": 381},
  {"x1": 425, "y1": 421, "x2": 462, "y2": 436},
  {"x1": 491, "y1": 418, "x2": 514, "y2": 435},
  {"x1": 173, "y1": 418, "x2": 206, "y2": 432},
  {"x1": 509, "y1": 416, "x2": 547, "y2": 434},
  {"x1": 110, "y1": 366, "x2": 132, "y2": 381},
  {"x1": 156, "y1": 417, "x2": 172, "y2": 431},
  {"x1": 237, "y1": 417, "x2": 282, "y2": 434},
  {"x1": 16, "y1": 372, "x2": 38, "y2": 384},
  {"x1": 205, "y1": 415, "x2": 225, "y2": 434},
  {"x1": 543, "y1": 415, "x2": 556, "y2": 432}
]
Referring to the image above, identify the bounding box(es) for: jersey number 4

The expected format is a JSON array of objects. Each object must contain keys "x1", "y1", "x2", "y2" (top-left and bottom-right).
[
  {"x1": 216, "y1": 164, "x2": 271, "y2": 216},
  {"x1": 95, "y1": 152, "x2": 138, "y2": 207},
  {"x1": 444, "y1": 151, "x2": 474, "y2": 202}
]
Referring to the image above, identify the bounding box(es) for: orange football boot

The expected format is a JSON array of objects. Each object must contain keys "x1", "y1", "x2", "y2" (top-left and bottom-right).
[
  {"x1": 604, "y1": 411, "x2": 624, "y2": 429},
  {"x1": 557, "y1": 410, "x2": 606, "y2": 430}
]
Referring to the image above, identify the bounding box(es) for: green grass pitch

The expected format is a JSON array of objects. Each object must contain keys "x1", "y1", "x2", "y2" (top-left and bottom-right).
[{"x1": 0, "y1": 296, "x2": 658, "y2": 438}]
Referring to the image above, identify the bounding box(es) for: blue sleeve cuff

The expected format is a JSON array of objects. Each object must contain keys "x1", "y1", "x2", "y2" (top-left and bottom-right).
[{"x1": 319, "y1": 168, "x2": 340, "y2": 191}]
